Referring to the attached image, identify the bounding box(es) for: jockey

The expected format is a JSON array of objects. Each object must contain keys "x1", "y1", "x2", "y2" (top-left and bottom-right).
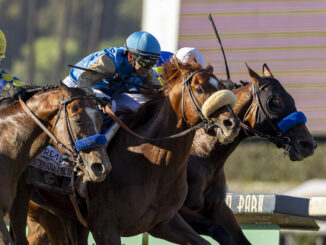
[
  {"x1": 63, "y1": 31, "x2": 161, "y2": 95},
  {"x1": 0, "y1": 30, "x2": 22, "y2": 90},
  {"x1": 63, "y1": 31, "x2": 161, "y2": 138},
  {"x1": 153, "y1": 47, "x2": 205, "y2": 85}
]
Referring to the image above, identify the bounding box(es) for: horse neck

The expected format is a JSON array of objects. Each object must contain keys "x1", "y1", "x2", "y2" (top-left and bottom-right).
[
  {"x1": 119, "y1": 92, "x2": 196, "y2": 169},
  {"x1": 0, "y1": 89, "x2": 62, "y2": 165},
  {"x1": 190, "y1": 83, "x2": 254, "y2": 169}
]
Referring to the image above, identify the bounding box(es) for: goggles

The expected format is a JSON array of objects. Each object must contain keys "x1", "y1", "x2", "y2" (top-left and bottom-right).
[{"x1": 133, "y1": 55, "x2": 159, "y2": 69}]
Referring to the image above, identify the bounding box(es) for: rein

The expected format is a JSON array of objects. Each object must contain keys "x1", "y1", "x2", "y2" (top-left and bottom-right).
[
  {"x1": 18, "y1": 97, "x2": 78, "y2": 157},
  {"x1": 103, "y1": 69, "x2": 219, "y2": 141},
  {"x1": 70, "y1": 65, "x2": 224, "y2": 141}
]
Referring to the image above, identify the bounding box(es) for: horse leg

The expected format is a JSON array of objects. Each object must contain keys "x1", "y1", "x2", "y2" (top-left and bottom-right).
[
  {"x1": 90, "y1": 225, "x2": 121, "y2": 245},
  {"x1": 27, "y1": 215, "x2": 51, "y2": 245},
  {"x1": 179, "y1": 207, "x2": 232, "y2": 245},
  {"x1": 27, "y1": 202, "x2": 70, "y2": 245},
  {"x1": 64, "y1": 217, "x2": 88, "y2": 245},
  {"x1": 207, "y1": 201, "x2": 251, "y2": 245},
  {"x1": 0, "y1": 212, "x2": 13, "y2": 245},
  {"x1": 148, "y1": 213, "x2": 211, "y2": 245},
  {"x1": 9, "y1": 175, "x2": 32, "y2": 245}
]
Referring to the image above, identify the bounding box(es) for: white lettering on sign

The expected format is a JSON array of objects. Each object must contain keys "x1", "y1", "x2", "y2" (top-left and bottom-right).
[
  {"x1": 227, "y1": 194, "x2": 265, "y2": 213},
  {"x1": 258, "y1": 195, "x2": 264, "y2": 212},
  {"x1": 226, "y1": 194, "x2": 232, "y2": 208},
  {"x1": 237, "y1": 195, "x2": 245, "y2": 212},
  {"x1": 251, "y1": 195, "x2": 257, "y2": 212}
]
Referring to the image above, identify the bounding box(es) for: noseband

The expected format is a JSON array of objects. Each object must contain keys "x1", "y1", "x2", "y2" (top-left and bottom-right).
[{"x1": 19, "y1": 94, "x2": 107, "y2": 172}]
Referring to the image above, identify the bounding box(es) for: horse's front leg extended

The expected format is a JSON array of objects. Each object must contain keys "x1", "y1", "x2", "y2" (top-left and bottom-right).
[
  {"x1": 90, "y1": 226, "x2": 121, "y2": 245},
  {"x1": 148, "y1": 213, "x2": 211, "y2": 245},
  {"x1": 0, "y1": 211, "x2": 14, "y2": 245},
  {"x1": 179, "y1": 206, "x2": 232, "y2": 245},
  {"x1": 207, "y1": 201, "x2": 251, "y2": 245},
  {"x1": 9, "y1": 175, "x2": 32, "y2": 245}
]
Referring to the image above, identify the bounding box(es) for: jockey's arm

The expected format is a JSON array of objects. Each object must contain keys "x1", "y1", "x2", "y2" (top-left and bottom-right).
[{"x1": 77, "y1": 54, "x2": 115, "y2": 93}]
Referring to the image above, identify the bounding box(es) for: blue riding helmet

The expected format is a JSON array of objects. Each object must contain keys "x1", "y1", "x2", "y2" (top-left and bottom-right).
[{"x1": 125, "y1": 31, "x2": 161, "y2": 58}]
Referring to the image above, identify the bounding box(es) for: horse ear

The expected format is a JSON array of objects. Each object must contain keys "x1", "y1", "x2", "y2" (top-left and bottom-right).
[
  {"x1": 262, "y1": 63, "x2": 274, "y2": 78},
  {"x1": 60, "y1": 81, "x2": 72, "y2": 97},
  {"x1": 206, "y1": 64, "x2": 214, "y2": 73},
  {"x1": 246, "y1": 63, "x2": 262, "y2": 87}
]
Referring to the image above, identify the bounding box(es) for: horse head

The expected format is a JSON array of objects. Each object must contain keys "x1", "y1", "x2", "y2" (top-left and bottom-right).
[
  {"x1": 164, "y1": 58, "x2": 240, "y2": 144},
  {"x1": 49, "y1": 83, "x2": 111, "y2": 181},
  {"x1": 243, "y1": 64, "x2": 316, "y2": 161}
]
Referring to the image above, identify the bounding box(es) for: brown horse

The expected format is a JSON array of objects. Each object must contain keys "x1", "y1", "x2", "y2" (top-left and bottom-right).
[
  {"x1": 11, "y1": 58, "x2": 240, "y2": 245},
  {"x1": 24, "y1": 64, "x2": 316, "y2": 245},
  {"x1": 0, "y1": 84, "x2": 111, "y2": 244},
  {"x1": 180, "y1": 64, "x2": 316, "y2": 244}
]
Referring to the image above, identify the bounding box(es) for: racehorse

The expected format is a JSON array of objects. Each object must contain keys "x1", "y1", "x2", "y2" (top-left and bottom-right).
[
  {"x1": 0, "y1": 84, "x2": 111, "y2": 244},
  {"x1": 10, "y1": 58, "x2": 240, "y2": 245},
  {"x1": 23, "y1": 64, "x2": 316, "y2": 245},
  {"x1": 180, "y1": 64, "x2": 316, "y2": 244}
]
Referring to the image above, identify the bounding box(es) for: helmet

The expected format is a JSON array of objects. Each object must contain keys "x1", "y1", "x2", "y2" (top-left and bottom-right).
[
  {"x1": 125, "y1": 31, "x2": 161, "y2": 58},
  {"x1": 175, "y1": 47, "x2": 205, "y2": 67},
  {"x1": 0, "y1": 30, "x2": 6, "y2": 59}
]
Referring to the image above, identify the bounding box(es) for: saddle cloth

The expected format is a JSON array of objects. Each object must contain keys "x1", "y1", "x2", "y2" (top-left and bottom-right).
[{"x1": 25, "y1": 145, "x2": 74, "y2": 195}]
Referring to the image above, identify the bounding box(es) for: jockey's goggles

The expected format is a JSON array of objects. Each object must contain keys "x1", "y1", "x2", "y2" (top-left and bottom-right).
[{"x1": 133, "y1": 55, "x2": 159, "y2": 69}]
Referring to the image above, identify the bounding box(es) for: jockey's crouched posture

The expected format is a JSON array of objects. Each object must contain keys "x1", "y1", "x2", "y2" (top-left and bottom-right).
[
  {"x1": 0, "y1": 30, "x2": 22, "y2": 91},
  {"x1": 63, "y1": 31, "x2": 162, "y2": 141}
]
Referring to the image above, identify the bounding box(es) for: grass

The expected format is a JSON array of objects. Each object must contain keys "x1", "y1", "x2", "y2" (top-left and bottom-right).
[{"x1": 224, "y1": 138, "x2": 326, "y2": 193}]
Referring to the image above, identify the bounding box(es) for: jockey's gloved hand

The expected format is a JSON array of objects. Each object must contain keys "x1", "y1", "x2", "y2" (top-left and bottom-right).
[{"x1": 6, "y1": 85, "x2": 27, "y2": 100}]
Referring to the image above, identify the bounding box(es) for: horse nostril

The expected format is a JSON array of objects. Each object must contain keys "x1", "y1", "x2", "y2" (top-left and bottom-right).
[
  {"x1": 299, "y1": 140, "x2": 315, "y2": 152},
  {"x1": 91, "y1": 163, "x2": 105, "y2": 176},
  {"x1": 223, "y1": 119, "x2": 234, "y2": 128}
]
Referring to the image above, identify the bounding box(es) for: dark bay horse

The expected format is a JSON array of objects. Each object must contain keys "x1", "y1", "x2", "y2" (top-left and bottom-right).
[
  {"x1": 13, "y1": 59, "x2": 240, "y2": 245},
  {"x1": 0, "y1": 84, "x2": 111, "y2": 244},
  {"x1": 180, "y1": 64, "x2": 316, "y2": 244}
]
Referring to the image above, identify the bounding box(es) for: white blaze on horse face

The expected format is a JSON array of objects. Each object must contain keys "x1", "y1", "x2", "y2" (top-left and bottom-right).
[
  {"x1": 85, "y1": 107, "x2": 100, "y2": 134},
  {"x1": 209, "y1": 77, "x2": 219, "y2": 89}
]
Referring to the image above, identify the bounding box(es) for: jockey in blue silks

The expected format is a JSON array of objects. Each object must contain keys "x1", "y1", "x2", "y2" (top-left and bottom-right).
[
  {"x1": 0, "y1": 30, "x2": 22, "y2": 90},
  {"x1": 64, "y1": 31, "x2": 161, "y2": 95},
  {"x1": 63, "y1": 31, "x2": 162, "y2": 140}
]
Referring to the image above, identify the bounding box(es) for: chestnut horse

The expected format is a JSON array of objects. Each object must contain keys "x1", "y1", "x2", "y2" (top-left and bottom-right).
[
  {"x1": 180, "y1": 64, "x2": 316, "y2": 244},
  {"x1": 11, "y1": 59, "x2": 240, "y2": 245},
  {"x1": 0, "y1": 84, "x2": 111, "y2": 244},
  {"x1": 24, "y1": 64, "x2": 316, "y2": 245}
]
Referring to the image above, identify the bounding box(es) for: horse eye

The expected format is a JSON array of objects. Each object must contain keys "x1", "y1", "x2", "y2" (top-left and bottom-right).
[
  {"x1": 196, "y1": 87, "x2": 204, "y2": 94},
  {"x1": 71, "y1": 105, "x2": 79, "y2": 113},
  {"x1": 268, "y1": 97, "x2": 283, "y2": 111}
]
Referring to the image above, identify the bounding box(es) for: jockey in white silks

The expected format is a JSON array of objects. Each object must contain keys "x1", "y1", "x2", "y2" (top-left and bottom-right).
[{"x1": 153, "y1": 47, "x2": 206, "y2": 85}]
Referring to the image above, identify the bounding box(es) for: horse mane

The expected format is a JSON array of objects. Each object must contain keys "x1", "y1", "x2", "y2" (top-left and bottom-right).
[
  {"x1": 121, "y1": 57, "x2": 209, "y2": 129},
  {"x1": 222, "y1": 79, "x2": 250, "y2": 90},
  {"x1": 0, "y1": 85, "x2": 61, "y2": 109}
]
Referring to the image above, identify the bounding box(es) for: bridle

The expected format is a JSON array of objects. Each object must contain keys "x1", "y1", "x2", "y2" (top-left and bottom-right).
[
  {"x1": 241, "y1": 83, "x2": 293, "y2": 154},
  {"x1": 181, "y1": 69, "x2": 236, "y2": 133},
  {"x1": 19, "y1": 92, "x2": 106, "y2": 173}
]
